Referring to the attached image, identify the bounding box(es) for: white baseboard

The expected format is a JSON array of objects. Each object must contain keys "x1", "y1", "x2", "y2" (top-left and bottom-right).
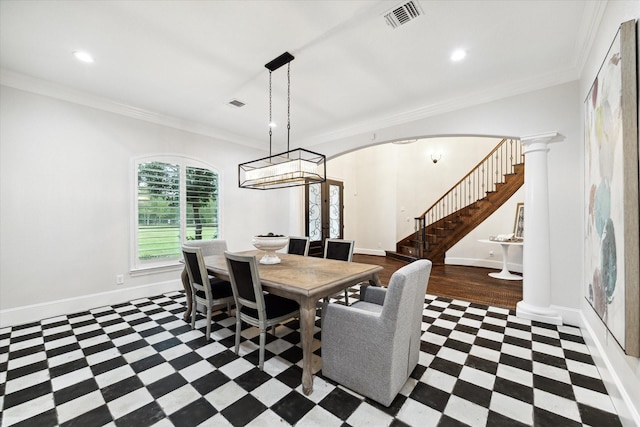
[
  {"x1": 354, "y1": 247, "x2": 387, "y2": 256},
  {"x1": 352, "y1": 253, "x2": 524, "y2": 272},
  {"x1": 0, "y1": 279, "x2": 182, "y2": 327},
  {"x1": 551, "y1": 305, "x2": 639, "y2": 427},
  {"x1": 445, "y1": 256, "x2": 523, "y2": 273},
  {"x1": 550, "y1": 304, "x2": 584, "y2": 328}
]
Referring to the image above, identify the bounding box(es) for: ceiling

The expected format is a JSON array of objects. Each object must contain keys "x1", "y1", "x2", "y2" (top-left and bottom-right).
[{"x1": 0, "y1": 1, "x2": 602, "y2": 151}]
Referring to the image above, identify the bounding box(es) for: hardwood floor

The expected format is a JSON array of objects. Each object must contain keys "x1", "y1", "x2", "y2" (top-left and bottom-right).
[{"x1": 353, "y1": 254, "x2": 522, "y2": 311}]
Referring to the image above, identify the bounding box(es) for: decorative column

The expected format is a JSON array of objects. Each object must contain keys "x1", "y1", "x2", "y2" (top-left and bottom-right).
[{"x1": 516, "y1": 132, "x2": 564, "y2": 325}]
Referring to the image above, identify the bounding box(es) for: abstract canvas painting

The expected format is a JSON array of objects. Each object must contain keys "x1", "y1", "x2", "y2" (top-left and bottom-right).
[{"x1": 585, "y1": 20, "x2": 638, "y2": 356}]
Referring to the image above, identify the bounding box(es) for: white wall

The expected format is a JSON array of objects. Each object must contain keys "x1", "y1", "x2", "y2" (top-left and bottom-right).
[
  {"x1": 577, "y1": 2, "x2": 640, "y2": 424},
  {"x1": 0, "y1": 85, "x2": 295, "y2": 323},
  {"x1": 327, "y1": 143, "x2": 398, "y2": 255}
]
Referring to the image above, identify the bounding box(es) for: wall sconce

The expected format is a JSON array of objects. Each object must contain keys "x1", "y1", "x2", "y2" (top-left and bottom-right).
[{"x1": 431, "y1": 153, "x2": 442, "y2": 164}]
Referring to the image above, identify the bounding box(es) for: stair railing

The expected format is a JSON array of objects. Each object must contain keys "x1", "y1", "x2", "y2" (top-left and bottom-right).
[{"x1": 414, "y1": 138, "x2": 523, "y2": 256}]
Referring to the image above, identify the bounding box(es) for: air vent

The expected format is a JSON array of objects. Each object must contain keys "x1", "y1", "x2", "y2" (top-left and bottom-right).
[
  {"x1": 228, "y1": 99, "x2": 246, "y2": 108},
  {"x1": 384, "y1": 1, "x2": 423, "y2": 29}
]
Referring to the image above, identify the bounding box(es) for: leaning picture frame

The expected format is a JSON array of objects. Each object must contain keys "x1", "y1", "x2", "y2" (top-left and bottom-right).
[
  {"x1": 513, "y1": 203, "x2": 524, "y2": 239},
  {"x1": 584, "y1": 20, "x2": 639, "y2": 357}
]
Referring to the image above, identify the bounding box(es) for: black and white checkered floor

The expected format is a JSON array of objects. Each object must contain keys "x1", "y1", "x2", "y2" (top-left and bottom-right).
[{"x1": 1, "y1": 290, "x2": 622, "y2": 426}]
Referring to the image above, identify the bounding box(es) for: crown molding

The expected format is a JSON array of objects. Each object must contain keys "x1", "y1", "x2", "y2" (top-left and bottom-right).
[
  {"x1": 0, "y1": 69, "x2": 263, "y2": 150},
  {"x1": 573, "y1": 0, "x2": 608, "y2": 76},
  {"x1": 2, "y1": 65, "x2": 579, "y2": 152},
  {"x1": 302, "y1": 66, "x2": 579, "y2": 148}
]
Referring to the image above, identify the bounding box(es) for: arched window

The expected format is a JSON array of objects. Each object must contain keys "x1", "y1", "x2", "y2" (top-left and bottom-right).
[{"x1": 133, "y1": 156, "x2": 220, "y2": 270}]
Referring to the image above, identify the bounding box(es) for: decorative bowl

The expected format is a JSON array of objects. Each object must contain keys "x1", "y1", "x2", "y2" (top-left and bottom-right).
[{"x1": 252, "y1": 235, "x2": 289, "y2": 264}]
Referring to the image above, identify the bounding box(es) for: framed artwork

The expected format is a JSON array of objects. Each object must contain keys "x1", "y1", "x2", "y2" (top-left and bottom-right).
[
  {"x1": 513, "y1": 203, "x2": 524, "y2": 239},
  {"x1": 584, "y1": 20, "x2": 639, "y2": 357}
]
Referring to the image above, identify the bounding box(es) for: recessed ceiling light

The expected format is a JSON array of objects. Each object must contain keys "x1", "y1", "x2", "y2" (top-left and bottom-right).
[
  {"x1": 450, "y1": 49, "x2": 466, "y2": 61},
  {"x1": 73, "y1": 50, "x2": 94, "y2": 63}
]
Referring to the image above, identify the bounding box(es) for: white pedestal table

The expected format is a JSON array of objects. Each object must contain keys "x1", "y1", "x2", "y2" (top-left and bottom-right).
[{"x1": 478, "y1": 239, "x2": 523, "y2": 281}]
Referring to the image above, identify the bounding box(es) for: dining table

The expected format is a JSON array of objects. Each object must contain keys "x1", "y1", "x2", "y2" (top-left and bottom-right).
[{"x1": 202, "y1": 250, "x2": 383, "y2": 396}]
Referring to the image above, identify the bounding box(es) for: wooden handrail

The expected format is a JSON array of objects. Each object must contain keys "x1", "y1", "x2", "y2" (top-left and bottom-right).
[
  {"x1": 413, "y1": 138, "x2": 523, "y2": 256},
  {"x1": 419, "y1": 138, "x2": 513, "y2": 217}
]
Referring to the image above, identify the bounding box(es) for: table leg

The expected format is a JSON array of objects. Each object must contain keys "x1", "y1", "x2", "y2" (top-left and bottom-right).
[
  {"x1": 299, "y1": 299, "x2": 316, "y2": 396},
  {"x1": 370, "y1": 273, "x2": 382, "y2": 287},
  {"x1": 488, "y1": 243, "x2": 522, "y2": 281},
  {"x1": 181, "y1": 268, "x2": 193, "y2": 321}
]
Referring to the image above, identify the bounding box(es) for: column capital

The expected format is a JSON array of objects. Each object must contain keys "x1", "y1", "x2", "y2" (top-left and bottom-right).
[
  {"x1": 521, "y1": 132, "x2": 565, "y2": 154},
  {"x1": 521, "y1": 131, "x2": 565, "y2": 145}
]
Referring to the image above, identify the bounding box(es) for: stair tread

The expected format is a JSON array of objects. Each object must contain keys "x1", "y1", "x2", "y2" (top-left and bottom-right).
[{"x1": 397, "y1": 140, "x2": 524, "y2": 258}]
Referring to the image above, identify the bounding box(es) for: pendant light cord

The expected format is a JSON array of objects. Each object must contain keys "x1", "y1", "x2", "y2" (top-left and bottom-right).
[
  {"x1": 287, "y1": 62, "x2": 291, "y2": 153},
  {"x1": 269, "y1": 70, "x2": 273, "y2": 158},
  {"x1": 266, "y1": 58, "x2": 291, "y2": 159}
]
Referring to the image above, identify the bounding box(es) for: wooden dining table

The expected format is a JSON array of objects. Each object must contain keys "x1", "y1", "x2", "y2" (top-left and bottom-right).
[{"x1": 202, "y1": 250, "x2": 383, "y2": 396}]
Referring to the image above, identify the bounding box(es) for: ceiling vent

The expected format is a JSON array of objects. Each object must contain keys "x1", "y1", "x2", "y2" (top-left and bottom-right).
[
  {"x1": 383, "y1": 1, "x2": 423, "y2": 29},
  {"x1": 228, "y1": 99, "x2": 246, "y2": 108}
]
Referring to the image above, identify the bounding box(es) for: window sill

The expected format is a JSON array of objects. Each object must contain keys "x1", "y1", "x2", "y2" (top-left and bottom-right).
[{"x1": 130, "y1": 262, "x2": 183, "y2": 277}]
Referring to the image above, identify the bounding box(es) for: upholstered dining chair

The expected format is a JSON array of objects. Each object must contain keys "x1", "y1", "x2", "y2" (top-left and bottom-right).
[
  {"x1": 324, "y1": 238, "x2": 354, "y2": 262},
  {"x1": 224, "y1": 251, "x2": 300, "y2": 370},
  {"x1": 182, "y1": 245, "x2": 235, "y2": 341},
  {"x1": 181, "y1": 239, "x2": 230, "y2": 322},
  {"x1": 322, "y1": 259, "x2": 432, "y2": 407},
  {"x1": 185, "y1": 238, "x2": 229, "y2": 257},
  {"x1": 323, "y1": 238, "x2": 355, "y2": 304},
  {"x1": 287, "y1": 236, "x2": 310, "y2": 256}
]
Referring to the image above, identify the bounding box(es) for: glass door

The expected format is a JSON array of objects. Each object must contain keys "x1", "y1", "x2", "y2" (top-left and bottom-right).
[{"x1": 305, "y1": 179, "x2": 344, "y2": 257}]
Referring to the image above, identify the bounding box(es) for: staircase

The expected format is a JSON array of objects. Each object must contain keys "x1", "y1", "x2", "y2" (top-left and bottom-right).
[{"x1": 389, "y1": 138, "x2": 524, "y2": 264}]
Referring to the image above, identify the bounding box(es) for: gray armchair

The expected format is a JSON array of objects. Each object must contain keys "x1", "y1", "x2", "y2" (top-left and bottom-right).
[{"x1": 321, "y1": 259, "x2": 432, "y2": 407}]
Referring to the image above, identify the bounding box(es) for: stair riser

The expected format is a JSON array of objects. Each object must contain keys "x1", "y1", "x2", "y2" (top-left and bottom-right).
[{"x1": 394, "y1": 161, "x2": 524, "y2": 262}]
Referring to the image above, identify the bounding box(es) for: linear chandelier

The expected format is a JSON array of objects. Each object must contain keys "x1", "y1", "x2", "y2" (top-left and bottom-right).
[{"x1": 238, "y1": 52, "x2": 326, "y2": 190}]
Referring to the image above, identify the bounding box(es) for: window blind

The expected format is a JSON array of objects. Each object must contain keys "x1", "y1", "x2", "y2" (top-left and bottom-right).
[{"x1": 135, "y1": 158, "x2": 219, "y2": 267}]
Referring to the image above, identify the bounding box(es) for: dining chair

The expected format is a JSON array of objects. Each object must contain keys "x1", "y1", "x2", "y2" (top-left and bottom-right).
[
  {"x1": 224, "y1": 251, "x2": 300, "y2": 370},
  {"x1": 324, "y1": 238, "x2": 355, "y2": 304},
  {"x1": 182, "y1": 245, "x2": 235, "y2": 341},
  {"x1": 324, "y1": 238, "x2": 354, "y2": 262},
  {"x1": 180, "y1": 239, "x2": 230, "y2": 322},
  {"x1": 184, "y1": 239, "x2": 228, "y2": 257},
  {"x1": 287, "y1": 236, "x2": 310, "y2": 256},
  {"x1": 322, "y1": 259, "x2": 433, "y2": 406}
]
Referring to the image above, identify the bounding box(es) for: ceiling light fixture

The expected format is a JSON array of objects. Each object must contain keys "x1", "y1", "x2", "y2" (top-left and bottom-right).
[
  {"x1": 392, "y1": 138, "x2": 418, "y2": 145},
  {"x1": 450, "y1": 49, "x2": 466, "y2": 61},
  {"x1": 73, "y1": 50, "x2": 95, "y2": 63},
  {"x1": 238, "y1": 52, "x2": 326, "y2": 190}
]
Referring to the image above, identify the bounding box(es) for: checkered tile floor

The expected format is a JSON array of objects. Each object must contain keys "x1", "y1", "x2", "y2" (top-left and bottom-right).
[{"x1": 0, "y1": 290, "x2": 622, "y2": 426}]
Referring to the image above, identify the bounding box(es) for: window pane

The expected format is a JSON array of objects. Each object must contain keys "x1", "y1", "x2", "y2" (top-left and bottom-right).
[
  {"x1": 186, "y1": 166, "x2": 219, "y2": 241},
  {"x1": 329, "y1": 184, "x2": 340, "y2": 238},
  {"x1": 308, "y1": 183, "x2": 322, "y2": 242},
  {"x1": 137, "y1": 161, "x2": 180, "y2": 260}
]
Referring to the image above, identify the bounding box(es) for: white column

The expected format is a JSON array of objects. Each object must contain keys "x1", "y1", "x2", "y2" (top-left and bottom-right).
[{"x1": 516, "y1": 132, "x2": 564, "y2": 325}]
